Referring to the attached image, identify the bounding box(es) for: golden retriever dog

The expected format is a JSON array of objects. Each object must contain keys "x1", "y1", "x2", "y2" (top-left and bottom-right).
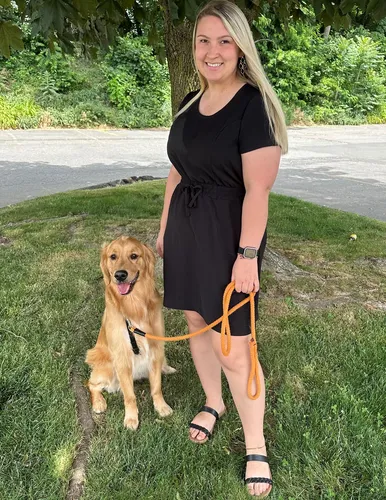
[{"x1": 85, "y1": 236, "x2": 175, "y2": 430}]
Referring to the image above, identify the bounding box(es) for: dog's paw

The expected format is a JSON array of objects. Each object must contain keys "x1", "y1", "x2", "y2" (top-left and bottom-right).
[
  {"x1": 91, "y1": 395, "x2": 107, "y2": 413},
  {"x1": 155, "y1": 402, "x2": 173, "y2": 417},
  {"x1": 162, "y1": 364, "x2": 177, "y2": 375},
  {"x1": 124, "y1": 415, "x2": 139, "y2": 430}
]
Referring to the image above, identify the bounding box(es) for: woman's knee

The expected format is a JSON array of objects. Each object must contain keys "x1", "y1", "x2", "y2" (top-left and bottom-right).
[
  {"x1": 184, "y1": 310, "x2": 207, "y2": 330},
  {"x1": 211, "y1": 334, "x2": 250, "y2": 372}
]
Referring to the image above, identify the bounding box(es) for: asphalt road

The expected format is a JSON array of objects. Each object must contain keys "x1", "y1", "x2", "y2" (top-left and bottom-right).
[{"x1": 0, "y1": 125, "x2": 385, "y2": 221}]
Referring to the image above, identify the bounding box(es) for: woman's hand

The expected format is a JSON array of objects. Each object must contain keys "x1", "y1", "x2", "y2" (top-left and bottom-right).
[
  {"x1": 231, "y1": 256, "x2": 259, "y2": 294},
  {"x1": 156, "y1": 230, "x2": 165, "y2": 258}
]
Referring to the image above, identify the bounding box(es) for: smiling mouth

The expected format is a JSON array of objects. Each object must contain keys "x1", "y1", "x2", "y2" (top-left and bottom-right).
[
  {"x1": 206, "y1": 62, "x2": 223, "y2": 68},
  {"x1": 115, "y1": 271, "x2": 140, "y2": 295}
]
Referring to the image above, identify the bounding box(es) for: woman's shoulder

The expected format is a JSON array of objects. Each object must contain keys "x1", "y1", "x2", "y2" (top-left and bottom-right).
[
  {"x1": 242, "y1": 83, "x2": 263, "y2": 102},
  {"x1": 178, "y1": 89, "x2": 200, "y2": 111}
]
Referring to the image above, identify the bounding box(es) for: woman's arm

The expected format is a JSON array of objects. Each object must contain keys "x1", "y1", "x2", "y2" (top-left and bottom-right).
[
  {"x1": 156, "y1": 165, "x2": 181, "y2": 258},
  {"x1": 232, "y1": 146, "x2": 281, "y2": 293}
]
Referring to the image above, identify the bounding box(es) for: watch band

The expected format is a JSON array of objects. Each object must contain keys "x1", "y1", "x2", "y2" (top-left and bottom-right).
[{"x1": 238, "y1": 246, "x2": 259, "y2": 259}]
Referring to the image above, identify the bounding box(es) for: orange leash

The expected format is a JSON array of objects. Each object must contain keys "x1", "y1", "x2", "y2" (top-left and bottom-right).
[{"x1": 134, "y1": 282, "x2": 260, "y2": 400}]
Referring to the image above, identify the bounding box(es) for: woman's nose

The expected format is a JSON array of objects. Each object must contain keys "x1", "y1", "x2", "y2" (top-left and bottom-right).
[{"x1": 206, "y1": 43, "x2": 220, "y2": 57}]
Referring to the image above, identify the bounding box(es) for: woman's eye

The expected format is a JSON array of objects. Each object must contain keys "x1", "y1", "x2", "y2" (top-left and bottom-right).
[
  {"x1": 110, "y1": 254, "x2": 117, "y2": 260},
  {"x1": 130, "y1": 253, "x2": 138, "y2": 260},
  {"x1": 221, "y1": 40, "x2": 230, "y2": 44},
  {"x1": 199, "y1": 39, "x2": 207, "y2": 43}
]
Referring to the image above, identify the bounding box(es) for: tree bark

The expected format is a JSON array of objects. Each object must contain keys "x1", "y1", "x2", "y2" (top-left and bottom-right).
[
  {"x1": 323, "y1": 25, "x2": 331, "y2": 39},
  {"x1": 161, "y1": 1, "x2": 198, "y2": 115}
]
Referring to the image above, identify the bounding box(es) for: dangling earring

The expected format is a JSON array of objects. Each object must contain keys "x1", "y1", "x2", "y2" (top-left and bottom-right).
[{"x1": 238, "y1": 55, "x2": 247, "y2": 77}]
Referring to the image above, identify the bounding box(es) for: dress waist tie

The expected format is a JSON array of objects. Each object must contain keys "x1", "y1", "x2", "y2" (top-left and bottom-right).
[{"x1": 180, "y1": 182, "x2": 245, "y2": 217}]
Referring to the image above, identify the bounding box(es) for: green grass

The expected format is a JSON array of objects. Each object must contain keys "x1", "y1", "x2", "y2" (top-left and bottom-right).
[{"x1": 0, "y1": 182, "x2": 385, "y2": 499}]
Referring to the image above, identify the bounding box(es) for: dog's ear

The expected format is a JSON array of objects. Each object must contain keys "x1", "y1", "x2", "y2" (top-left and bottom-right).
[
  {"x1": 100, "y1": 243, "x2": 111, "y2": 285},
  {"x1": 142, "y1": 243, "x2": 155, "y2": 278}
]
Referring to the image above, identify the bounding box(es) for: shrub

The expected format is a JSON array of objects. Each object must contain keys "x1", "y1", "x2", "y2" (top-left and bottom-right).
[
  {"x1": 0, "y1": 95, "x2": 41, "y2": 129},
  {"x1": 103, "y1": 35, "x2": 171, "y2": 126}
]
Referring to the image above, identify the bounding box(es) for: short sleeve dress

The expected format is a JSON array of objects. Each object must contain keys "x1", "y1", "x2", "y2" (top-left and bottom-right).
[{"x1": 163, "y1": 83, "x2": 277, "y2": 335}]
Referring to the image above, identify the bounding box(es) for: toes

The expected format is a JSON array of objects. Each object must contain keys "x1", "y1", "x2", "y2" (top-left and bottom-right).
[
  {"x1": 124, "y1": 415, "x2": 139, "y2": 430},
  {"x1": 155, "y1": 402, "x2": 173, "y2": 417},
  {"x1": 189, "y1": 429, "x2": 206, "y2": 441},
  {"x1": 247, "y1": 484, "x2": 255, "y2": 496}
]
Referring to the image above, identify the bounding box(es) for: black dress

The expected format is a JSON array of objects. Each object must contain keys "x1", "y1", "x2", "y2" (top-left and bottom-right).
[{"x1": 163, "y1": 83, "x2": 276, "y2": 335}]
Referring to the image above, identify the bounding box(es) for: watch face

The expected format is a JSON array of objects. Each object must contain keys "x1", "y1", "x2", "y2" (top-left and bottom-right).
[{"x1": 244, "y1": 247, "x2": 257, "y2": 259}]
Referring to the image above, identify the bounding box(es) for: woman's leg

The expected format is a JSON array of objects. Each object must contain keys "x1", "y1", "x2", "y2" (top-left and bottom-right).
[
  {"x1": 211, "y1": 332, "x2": 271, "y2": 497},
  {"x1": 184, "y1": 310, "x2": 226, "y2": 442}
]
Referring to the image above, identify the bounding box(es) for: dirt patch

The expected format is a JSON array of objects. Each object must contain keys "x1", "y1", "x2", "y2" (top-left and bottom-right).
[
  {"x1": 0, "y1": 236, "x2": 11, "y2": 246},
  {"x1": 81, "y1": 176, "x2": 161, "y2": 191},
  {"x1": 356, "y1": 257, "x2": 386, "y2": 274},
  {"x1": 262, "y1": 248, "x2": 319, "y2": 280},
  {"x1": 66, "y1": 369, "x2": 94, "y2": 500}
]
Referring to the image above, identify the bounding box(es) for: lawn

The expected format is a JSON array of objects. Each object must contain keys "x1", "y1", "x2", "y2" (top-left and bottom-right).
[{"x1": 0, "y1": 181, "x2": 385, "y2": 500}]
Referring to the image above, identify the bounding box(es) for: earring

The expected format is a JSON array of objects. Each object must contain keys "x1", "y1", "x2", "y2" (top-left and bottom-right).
[{"x1": 238, "y1": 55, "x2": 247, "y2": 77}]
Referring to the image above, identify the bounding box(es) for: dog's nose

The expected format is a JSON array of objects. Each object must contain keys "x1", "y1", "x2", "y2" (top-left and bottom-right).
[{"x1": 114, "y1": 270, "x2": 128, "y2": 282}]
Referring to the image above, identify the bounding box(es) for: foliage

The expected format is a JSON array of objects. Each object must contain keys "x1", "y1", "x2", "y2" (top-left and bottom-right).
[
  {"x1": 254, "y1": 8, "x2": 386, "y2": 124},
  {"x1": 1, "y1": 0, "x2": 386, "y2": 59},
  {"x1": 0, "y1": 14, "x2": 385, "y2": 128},
  {"x1": 103, "y1": 35, "x2": 171, "y2": 125},
  {"x1": 0, "y1": 95, "x2": 40, "y2": 128},
  {"x1": 310, "y1": 35, "x2": 386, "y2": 119}
]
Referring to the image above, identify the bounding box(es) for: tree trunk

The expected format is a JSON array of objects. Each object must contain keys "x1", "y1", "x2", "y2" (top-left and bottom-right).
[
  {"x1": 161, "y1": 1, "x2": 198, "y2": 115},
  {"x1": 323, "y1": 25, "x2": 331, "y2": 39}
]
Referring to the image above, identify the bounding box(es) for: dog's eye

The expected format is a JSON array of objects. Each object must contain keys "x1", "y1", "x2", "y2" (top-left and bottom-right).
[
  {"x1": 130, "y1": 253, "x2": 138, "y2": 260},
  {"x1": 110, "y1": 254, "x2": 117, "y2": 260}
]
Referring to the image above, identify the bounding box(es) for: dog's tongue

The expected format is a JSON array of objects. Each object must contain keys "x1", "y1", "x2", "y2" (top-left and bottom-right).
[{"x1": 117, "y1": 283, "x2": 131, "y2": 295}]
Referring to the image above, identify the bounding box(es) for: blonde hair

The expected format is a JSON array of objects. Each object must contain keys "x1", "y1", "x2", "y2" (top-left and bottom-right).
[{"x1": 176, "y1": 0, "x2": 288, "y2": 154}]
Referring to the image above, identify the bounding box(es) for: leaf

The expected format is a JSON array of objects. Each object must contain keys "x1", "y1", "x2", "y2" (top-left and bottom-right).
[
  {"x1": 14, "y1": 0, "x2": 26, "y2": 11},
  {"x1": 0, "y1": 21, "x2": 24, "y2": 58},
  {"x1": 133, "y1": 2, "x2": 146, "y2": 22},
  {"x1": 119, "y1": 0, "x2": 135, "y2": 8},
  {"x1": 313, "y1": 0, "x2": 323, "y2": 17},
  {"x1": 339, "y1": 0, "x2": 356, "y2": 15},
  {"x1": 37, "y1": 0, "x2": 75, "y2": 35},
  {"x1": 184, "y1": 0, "x2": 198, "y2": 21},
  {"x1": 321, "y1": 9, "x2": 334, "y2": 26},
  {"x1": 341, "y1": 13, "x2": 351, "y2": 29},
  {"x1": 73, "y1": 0, "x2": 98, "y2": 17},
  {"x1": 168, "y1": 0, "x2": 179, "y2": 21},
  {"x1": 366, "y1": 0, "x2": 380, "y2": 14},
  {"x1": 371, "y1": 1, "x2": 386, "y2": 20},
  {"x1": 324, "y1": 0, "x2": 335, "y2": 18}
]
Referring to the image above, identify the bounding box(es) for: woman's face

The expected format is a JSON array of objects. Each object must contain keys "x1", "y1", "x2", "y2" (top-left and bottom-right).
[{"x1": 195, "y1": 15, "x2": 242, "y2": 84}]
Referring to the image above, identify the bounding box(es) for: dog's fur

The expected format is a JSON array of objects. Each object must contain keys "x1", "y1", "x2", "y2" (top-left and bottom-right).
[{"x1": 85, "y1": 236, "x2": 174, "y2": 430}]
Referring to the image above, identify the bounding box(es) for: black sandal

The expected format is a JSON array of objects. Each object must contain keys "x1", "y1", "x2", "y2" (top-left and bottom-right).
[
  {"x1": 188, "y1": 405, "x2": 226, "y2": 444},
  {"x1": 245, "y1": 454, "x2": 273, "y2": 498}
]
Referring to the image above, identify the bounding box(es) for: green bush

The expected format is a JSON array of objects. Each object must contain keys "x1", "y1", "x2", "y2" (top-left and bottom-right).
[
  {"x1": 0, "y1": 95, "x2": 41, "y2": 128},
  {"x1": 253, "y1": 7, "x2": 386, "y2": 124},
  {"x1": 310, "y1": 35, "x2": 386, "y2": 120},
  {"x1": 103, "y1": 35, "x2": 171, "y2": 127}
]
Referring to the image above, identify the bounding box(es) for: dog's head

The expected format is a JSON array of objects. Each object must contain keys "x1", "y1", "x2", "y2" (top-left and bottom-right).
[{"x1": 100, "y1": 236, "x2": 155, "y2": 295}]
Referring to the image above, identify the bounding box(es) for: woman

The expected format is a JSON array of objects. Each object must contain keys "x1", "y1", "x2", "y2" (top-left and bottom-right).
[{"x1": 156, "y1": 1, "x2": 288, "y2": 497}]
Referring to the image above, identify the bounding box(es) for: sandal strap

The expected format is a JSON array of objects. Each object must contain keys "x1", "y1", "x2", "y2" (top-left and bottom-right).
[
  {"x1": 246, "y1": 454, "x2": 269, "y2": 463},
  {"x1": 189, "y1": 423, "x2": 211, "y2": 438},
  {"x1": 200, "y1": 405, "x2": 220, "y2": 420},
  {"x1": 245, "y1": 477, "x2": 273, "y2": 486}
]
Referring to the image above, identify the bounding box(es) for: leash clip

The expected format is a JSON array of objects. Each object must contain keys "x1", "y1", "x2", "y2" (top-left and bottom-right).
[{"x1": 125, "y1": 319, "x2": 141, "y2": 355}]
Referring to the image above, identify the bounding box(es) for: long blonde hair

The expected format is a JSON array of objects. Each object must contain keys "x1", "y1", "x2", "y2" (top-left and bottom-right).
[{"x1": 176, "y1": 0, "x2": 288, "y2": 154}]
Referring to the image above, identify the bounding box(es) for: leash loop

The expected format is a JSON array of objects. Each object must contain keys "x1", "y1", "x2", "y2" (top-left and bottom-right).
[{"x1": 135, "y1": 282, "x2": 261, "y2": 400}]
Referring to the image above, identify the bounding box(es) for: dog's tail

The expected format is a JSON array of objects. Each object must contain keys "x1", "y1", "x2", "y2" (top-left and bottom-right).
[{"x1": 85, "y1": 344, "x2": 111, "y2": 367}]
